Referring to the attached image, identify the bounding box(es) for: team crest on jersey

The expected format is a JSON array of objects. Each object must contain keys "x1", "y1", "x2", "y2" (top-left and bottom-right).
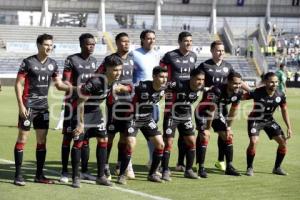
[
  {"x1": 190, "y1": 57, "x2": 195, "y2": 63},
  {"x1": 223, "y1": 67, "x2": 229, "y2": 73},
  {"x1": 275, "y1": 97, "x2": 281, "y2": 103},
  {"x1": 231, "y1": 96, "x2": 237, "y2": 102},
  {"x1": 92, "y1": 63, "x2": 96, "y2": 69},
  {"x1": 166, "y1": 128, "x2": 172, "y2": 135},
  {"x1": 48, "y1": 64, "x2": 54, "y2": 71},
  {"x1": 108, "y1": 124, "x2": 115, "y2": 131}
]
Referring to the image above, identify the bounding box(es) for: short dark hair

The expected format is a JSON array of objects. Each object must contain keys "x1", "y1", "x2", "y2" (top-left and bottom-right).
[
  {"x1": 79, "y1": 33, "x2": 94, "y2": 46},
  {"x1": 153, "y1": 66, "x2": 168, "y2": 76},
  {"x1": 115, "y1": 32, "x2": 129, "y2": 43},
  {"x1": 279, "y1": 63, "x2": 285, "y2": 69},
  {"x1": 178, "y1": 31, "x2": 192, "y2": 42},
  {"x1": 263, "y1": 72, "x2": 277, "y2": 81},
  {"x1": 190, "y1": 68, "x2": 205, "y2": 77},
  {"x1": 36, "y1": 34, "x2": 53, "y2": 45},
  {"x1": 103, "y1": 53, "x2": 123, "y2": 68},
  {"x1": 140, "y1": 29, "x2": 155, "y2": 46},
  {"x1": 210, "y1": 40, "x2": 224, "y2": 50},
  {"x1": 228, "y1": 71, "x2": 242, "y2": 82}
]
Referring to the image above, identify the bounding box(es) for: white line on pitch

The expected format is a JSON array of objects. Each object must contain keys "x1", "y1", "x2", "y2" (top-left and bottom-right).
[{"x1": 0, "y1": 158, "x2": 171, "y2": 200}]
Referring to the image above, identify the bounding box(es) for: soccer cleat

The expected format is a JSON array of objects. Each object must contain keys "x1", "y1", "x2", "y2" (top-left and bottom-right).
[
  {"x1": 175, "y1": 164, "x2": 186, "y2": 172},
  {"x1": 147, "y1": 174, "x2": 164, "y2": 183},
  {"x1": 198, "y1": 167, "x2": 208, "y2": 178},
  {"x1": 116, "y1": 175, "x2": 127, "y2": 185},
  {"x1": 272, "y1": 167, "x2": 288, "y2": 176},
  {"x1": 59, "y1": 172, "x2": 69, "y2": 183},
  {"x1": 184, "y1": 169, "x2": 200, "y2": 179},
  {"x1": 34, "y1": 175, "x2": 55, "y2": 184},
  {"x1": 81, "y1": 172, "x2": 97, "y2": 181},
  {"x1": 72, "y1": 177, "x2": 81, "y2": 188},
  {"x1": 215, "y1": 161, "x2": 226, "y2": 171},
  {"x1": 246, "y1": 167, "x2": 254, "y2": 176},
  {"x1": 161, "y1": 170, "x2": 172, "y2": 181},
  {"x1": 225, "y1": 166, "x2": 241, "y2": 176},
  {"x1": 14, "y1": 176, "x2": 26, "y2": 186},
  {"x1": 96, "y1": 176, "x2": 113, "y2": 186},
  {"x1": 104, "y1": 167, "x2": 112, "y2": 181}
]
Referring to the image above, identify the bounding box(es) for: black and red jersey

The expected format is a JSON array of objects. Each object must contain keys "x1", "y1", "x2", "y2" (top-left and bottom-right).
[
  {"x1": 245, "y1": 86, "x2": 287, "y2": 121},
  {"x1": 160, "y1": 49, "x2": 197, "y2": 81},
  {"x1": 197, "y1": 59, "x2": 235, "y2": 87},
  {"x1": 62, "y1": 53, "x2": 97, "y2": 111},
  {"x1": 196, "y1": 84, "x2": 243, "y2": 117},
  {"x1": 80, "y1": 75, "x2": 111, "y2": 112},
  {"x1": 17, "y1": 55, "x2": 59, "y2": 109},
  {"x1": 165, "y1": 80, "x2": 201, "y2": 118},
  {"x1": 131, "y1": 81, "x2": 165, "y2": 121}
]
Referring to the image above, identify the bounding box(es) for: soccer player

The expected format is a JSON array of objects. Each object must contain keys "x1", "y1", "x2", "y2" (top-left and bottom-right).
[
  {"x1": 116, "y1": 66, "x2": 168, "y2": 185},
  {"x1": 197, "y1": 40, "x2": 250, "y2": 171},
  {"x1": 59, "y1": 33, "x2": 98, "y2": 184},
  {"x1": 161, "y1": 68, "x2": 205, "y2": 181},
  {"x1": 244, "y1": 72, "x2": 292, "y2": 176},
  {"x1": 195, "y1": 72, "x2": 243, "y2": 178},
  {"x1": 132, "y1": 29, "x2": 161, "y2": 168},
  {"x1": 73, "y1": 54, "x2": 124, "y2": 188},
  {"x1": 160, "y1": 31, "x2": 197, "y2": 172},
  {"x1": 275, "y1": 63, "x2": 287, "y2": 94},
  {"x1": 97, "y1": 32, "x2": 135, "y2": 180},
  {"x1": 14, "y1": 34, "x2": 72, "y2": 186}
]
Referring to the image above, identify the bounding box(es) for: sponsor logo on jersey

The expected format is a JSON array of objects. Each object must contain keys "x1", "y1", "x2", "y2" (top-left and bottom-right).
[
  {"x1": 128, "y1": 127, "x2": 134, "y2": 133},
  {"x1": 166, "y1": 128, "x2": 172, "y2": 135}
]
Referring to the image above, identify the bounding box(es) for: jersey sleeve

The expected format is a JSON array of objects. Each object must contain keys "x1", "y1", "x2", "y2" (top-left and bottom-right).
[
  {"x1": 63, "y1": 57, "x2": 73, "y2": 82},
  {"x1": 279, "y1": 93, "x2": 287, "y2": 108},
  {"x1": 17, "y1": 59, "x2": 28, "y2": 77},
  {"x1": 96, "y1": 62, "x2": 105, "y2": 74},
  {"x1": 51, "y1": 60, "x2": 59, "y2": 78},
  {"x1": 242, "y1": 89, "x2": 255, "y2": 100}
]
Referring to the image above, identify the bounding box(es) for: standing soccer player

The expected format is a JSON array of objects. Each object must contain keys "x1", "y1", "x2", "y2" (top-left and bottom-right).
[
  {"x1": 160, "y1": 31, "x2": 197, "y2": 172},
  {"x1": 197, "y1": 40, "x2": 250, "y2": 171},
  {"x1": 132, "y1": 29, "x2": 161, "y2": 168},
  {"x1": 195, "y1": 72, "x2": 243, "y2": 178},
  {"x1": 72, "y1": 54, "x2": 124, "y2": 188},
  {"x1": 244, "y1": 72, "x2": 292, "y2": 176},
  {"x1": 97, "y1": 32, "x2": 135, "y2": 180},
  {"x1": 14, "y1": 34, "x2": 72, "y2": 186},
  {"x1": 116, "y1": 66, "x2": 168, "y2": 185},
  {"x1": 161, "y1": 69, "x2": 205, "y2": 181},
  {"x1": 59, "y1": 33, "x2": 98, "y2": 184}
]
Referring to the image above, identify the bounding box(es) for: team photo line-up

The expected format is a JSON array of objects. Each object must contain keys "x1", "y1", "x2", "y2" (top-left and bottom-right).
[{"x1": 13, "y1": 30, "x2": 292, "y2": 188}]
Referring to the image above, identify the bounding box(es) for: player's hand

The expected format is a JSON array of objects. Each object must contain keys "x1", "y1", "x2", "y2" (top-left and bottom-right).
[
  {"x1": 226, "y1": 129, "x2": 233, "y2": 140},
  {"x1": 73, "y1": 123, "x2": 84, "y2": 139},
  {"x1": 286, "y1": 128, "x2": 292, "y2": 140},
  {"x1": 18, "y1": 105, "x2": 28, "y2": 119},
  {"x1": 203, "y1": 129, "x2": 210, "y2": 137}
]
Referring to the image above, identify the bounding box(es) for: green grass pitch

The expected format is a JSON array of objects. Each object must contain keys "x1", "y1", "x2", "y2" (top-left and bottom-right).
[{"x1": 0, "y1": 86, "x2": 299, "y2": 200}]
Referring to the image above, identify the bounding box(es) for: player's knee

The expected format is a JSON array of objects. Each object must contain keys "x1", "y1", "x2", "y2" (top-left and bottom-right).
[
  {"x1": 98, "y1": 141, "x2": 108, "y2": 148},
  {"x1": 278, "y1": 146, "x2": 287, "y2": 154},
  {"x1": 15, "y1": 142, "x2": 25, "y2": 151},
  {"x1": 36, "y1": 143, "x2": 46, "y2": 150},
  {"x1": 247, "y1": 146, "x2": 256, "y2": 155},
  {"x1": 73, "y1": 140, "x2": 83, "y2": 149}
]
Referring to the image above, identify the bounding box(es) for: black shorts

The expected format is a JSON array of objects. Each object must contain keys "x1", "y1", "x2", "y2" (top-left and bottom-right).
[
  {"x1": 106, "y1": 104, "x2": 132, "y2": 135},
  {"x1": 163, "y1": 115, "x2": 194, "y2": 138},
  {"x1": 18, "y1": 108, "x2": 49, "y2": 131},
  {"x1": 70, "y1": 109, "x2": 107, "y2": 139},
  {"x1": 195, "y1": 113, "x2": 228, "y2": 133},
  {"x1": 248, "y1": 119, "x2": 284, "y2": 140},
  {"x1": 62, "y1": 102, "x2": 74, "y2": 134},
  {"x1": 125, "y1": 118, "x2": 161, "y2": 138}
]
